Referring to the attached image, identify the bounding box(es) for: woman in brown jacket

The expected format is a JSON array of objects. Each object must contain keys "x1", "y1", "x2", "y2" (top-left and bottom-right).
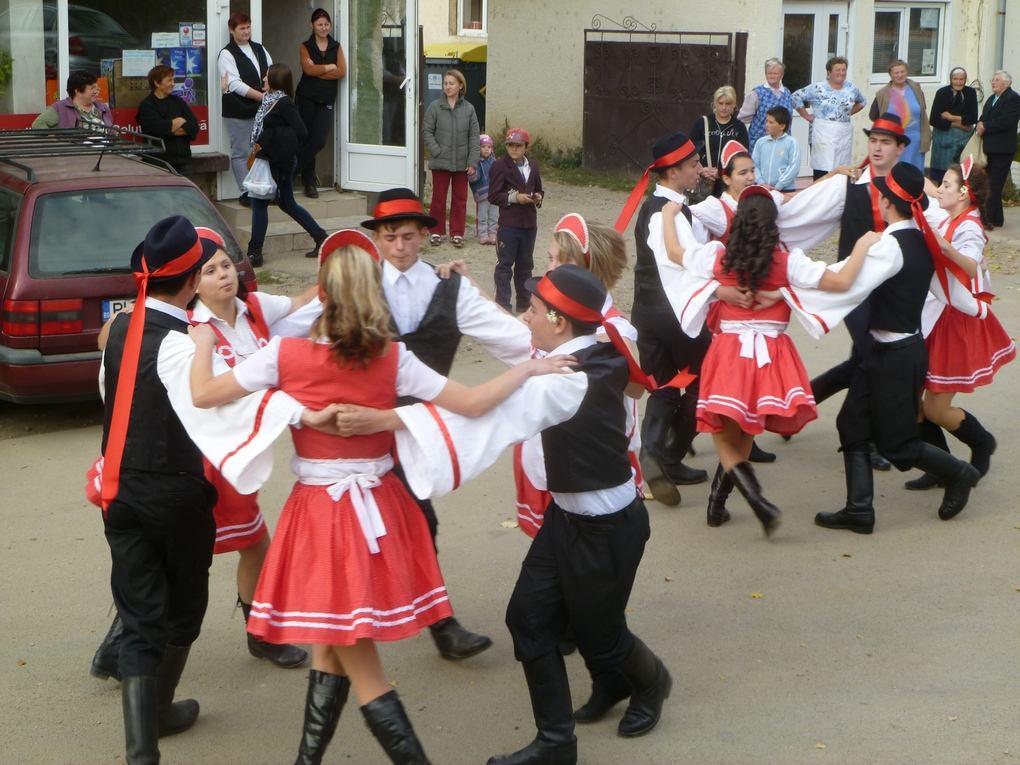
[
  {"x1": 869, "y1": 59, "x2": 930, "y2": 171},
  {"x1": 295, "y1": 8, "x2": 346, "y2": 198}
]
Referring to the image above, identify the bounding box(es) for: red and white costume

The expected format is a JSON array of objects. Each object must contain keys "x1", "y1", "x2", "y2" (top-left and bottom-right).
[
  {"x1": 232, "y1": 337, "x2": 454, "y2": 645},
  {"x1": 189, "y1": 292, "x2": 293, "y2": 553},
  {"x1": 681, "y1": 242, "x2": 828, "y2": 435},
  {"x1": 922, "y1": 209, "x2": 1015, "y2": 392}
]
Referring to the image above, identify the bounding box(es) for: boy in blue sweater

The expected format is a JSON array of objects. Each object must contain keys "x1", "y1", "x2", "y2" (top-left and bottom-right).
[
  {"x1": 470, "y1": 134, "x2": 498, "y2": 243},
  {"x1": 752, "y1": 106, "x2": 800, "y2": 191}
]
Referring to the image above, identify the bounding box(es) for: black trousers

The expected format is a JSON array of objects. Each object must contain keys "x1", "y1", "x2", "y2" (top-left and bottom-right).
[
  {"x1": 296, "y1": 97, "x2": 334, "y2": 186},
  {"x1": 391, "y1": 463, "x2": 439, "y2": 550},
  {"x1": 836, "y1": 334, "x2": 927, "y2": 470},
  {"x1": 811, "y1": 300, "x2": 873, "y2": 403},
  {"x1": 985, "y1": 152, "x2": 1012, "y2": 227},
  {"x1": 505, "y1": 499, "x2": 649, "y2": 672},
  {"x1": 103, "y1": 470, "x2": 216, "y2": 677},
  {"x1": 494, "y1": 226, "x2": 537, "y2": 311}
]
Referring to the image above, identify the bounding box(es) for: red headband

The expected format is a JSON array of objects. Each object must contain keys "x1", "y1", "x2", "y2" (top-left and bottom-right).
[
  {"x1": 372, "y1": 198, "x2": 426, "y2": 220},
  {"x1": 870, "y1": 118, "x2": 904, "y2": 136},
  {"x1": 738, "y1": 184, "x2": 773, "y2": 204},
  {"x1": 555, "y1": 213, "x2": 590, "y2": 265},
  {"x1": 194, "y1": 226, "x2": 226, "y2": 249},
  {"x1": 959, "y1": 155, "x2": 979, "y2": 205},
  {"x1": 318, "y1": 229, "x2": 380, "y2": 268},
  {"x1": 720, "y1": 140, "x2": 748, "y2": 168},
  {"x1": 101, "y1": 234, "x2": 206, "y2": 513},
  {"x1": 614, "y1": 140, "x2": 697, "y2": 233}
]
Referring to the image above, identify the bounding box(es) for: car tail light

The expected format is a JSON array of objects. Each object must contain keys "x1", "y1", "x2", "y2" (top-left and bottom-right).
[
  {"x1": 40, "y1": 299, "x2": 84, "y2": 335},
  {"x1": 2, "y1": 299, "x2": 39, "y2": 337},
  {"x1": 68, "y1": 36, "x2": 86, "y2": 55}
]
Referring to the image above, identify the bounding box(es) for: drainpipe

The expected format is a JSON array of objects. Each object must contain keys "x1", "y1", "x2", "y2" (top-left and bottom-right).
[{"x1": 995, "y1": 0, "x2": 1006, "y2": 70}]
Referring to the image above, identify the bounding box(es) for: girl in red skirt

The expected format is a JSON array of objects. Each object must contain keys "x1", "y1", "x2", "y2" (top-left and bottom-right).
[
  {"x1": 663, "y1": 186, "x2": 872, "y2": 534},
  {"x1": 189, "y1": 230, "x2": 571, "y2": 764},
  {"x1": 906, "y1": 160, "x2": 1015, "y2": 489}
]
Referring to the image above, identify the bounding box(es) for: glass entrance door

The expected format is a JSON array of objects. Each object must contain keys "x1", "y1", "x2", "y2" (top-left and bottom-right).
[
  {"x1": 338, "y1": 0, "x2": 418, "y2": 192},
  {"x1": 782, "y1": 1, "x2": 848, "y2": 176}
]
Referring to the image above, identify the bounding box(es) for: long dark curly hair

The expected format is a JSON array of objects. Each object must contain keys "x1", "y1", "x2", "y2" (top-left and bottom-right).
[{"x1": 722, "y1": 194, "x2": 780, "y2": 293}]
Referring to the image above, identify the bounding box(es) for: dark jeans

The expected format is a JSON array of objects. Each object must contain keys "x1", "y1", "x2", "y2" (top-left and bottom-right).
[
  {"x1": 985, "y1": 152, "x2": 1012, "y2": 227},
  {"x1": 494, "y1": 225, "x2": 537, "y2": 310},
  {"x1": 104, "y1": 471, "x2": 216, "y2": 677},
  {"x1": 296, "y1": 98, "x2": 333, "y2": 186},
  {"x1": 249, "y1": 167, "x2": 327, "y2": 253},
  {"x1": 505, "y1": 500, "x2": 649, "y2": 670}
]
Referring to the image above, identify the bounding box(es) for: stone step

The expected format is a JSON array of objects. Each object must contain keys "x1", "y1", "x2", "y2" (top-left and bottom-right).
[
  {"x1": 216, "y1": 189, "x2": 367, "y2": 228},
  {"x1": 234, "y1": 214, "x2": 367, "y2": 257}
]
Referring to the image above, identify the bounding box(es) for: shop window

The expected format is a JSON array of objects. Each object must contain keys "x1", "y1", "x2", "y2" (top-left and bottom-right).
[
  {"x1": 871, "y1": 2, "x2": 946, "y2": 80},
  {"x1": 349, "y1": 0, "x2": 407, "y2": 147},
  {"x1": 0, "y1": 0, "x2": 53, "y2": 124},
  {"x1": 457, "y1": 0, "x2": 485, "y2": 36}
]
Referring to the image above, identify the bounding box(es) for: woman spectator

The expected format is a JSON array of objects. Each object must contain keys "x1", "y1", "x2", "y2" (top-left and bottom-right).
[
  {"x1": 928, "y1": 67, "x2": 978, "y2": 184},
  {"x1": 423, "y1": 69, "x2": 480, "y2": 248},
  {"x1": 247, "y1": 63, "x2": 327, "y2": 267},
  {"x1": 218, "y1": 12, "x2": 272, "y2": 207},
  {"x1": 792, "y1": 56, "x2": 866, "y2": 180},
  {"x1": 31, "y1": 70, "x2": 112, "y2": 131},
  {"x1": 137, "y1": 65, "x2": 199, "y2": 175},
  {"x1": 737, "y1": 57, "x2": 793, "y2": 151},
  {"x1": 295, "y1": 8, "x2": 346, "y2": 199},
  {"x1": 691, "y1": 85, "x2": 750, "y2": 197},
  {"x1": 869, "y1": 59, "x2": 930, "y2": 171}
]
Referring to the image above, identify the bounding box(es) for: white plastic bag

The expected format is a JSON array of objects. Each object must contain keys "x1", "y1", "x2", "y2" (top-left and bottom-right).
[{"x1": 242, "y1": 157, "x2": 277, "y2": 200}]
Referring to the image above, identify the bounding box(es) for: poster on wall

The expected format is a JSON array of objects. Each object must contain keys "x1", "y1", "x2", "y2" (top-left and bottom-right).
[
  {"x1": 921, "y1": 48, "x2": 936, "y2": 75},
  {"x1": 122, "y1": 50, "x2": 156, "y2": 77},
  {"x1": 152, "y1": 32, "x2": 180, "y2": 47},
  {"x1": 193, "y1": 23, "x2": 207, "y2": 48},
  {"x1": 180, "y1": 24, "x2": 193, "y2": 47}
]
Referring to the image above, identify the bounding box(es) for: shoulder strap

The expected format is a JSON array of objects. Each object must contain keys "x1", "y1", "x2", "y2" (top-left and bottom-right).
[
  {"x1": 244, "y1": 294, "x2": 272, "y2": 341},
  {"x1": 703, "y1": 116, "x2": 712, "y2": 168}
]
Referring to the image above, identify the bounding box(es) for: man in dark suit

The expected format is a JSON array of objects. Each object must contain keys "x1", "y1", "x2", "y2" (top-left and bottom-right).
[{"x1": 976, "y1": 70, "x2": 1020, "y2": 228}]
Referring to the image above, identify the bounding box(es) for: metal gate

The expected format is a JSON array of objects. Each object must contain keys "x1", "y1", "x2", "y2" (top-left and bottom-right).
[{"x1": 583, "y1": 16, "x2": 748, "y2": 173}]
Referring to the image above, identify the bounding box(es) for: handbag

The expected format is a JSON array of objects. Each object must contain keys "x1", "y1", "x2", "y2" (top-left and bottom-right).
[
  {"x1": 242, "y1": 157, "x2": 277, "y2": 200},
  {"x1": 961, "y1": 130, "x2": 986, "y2": 166},
  {"x1": 687, "y1": 115, "x2": 716, "y2": 204}
]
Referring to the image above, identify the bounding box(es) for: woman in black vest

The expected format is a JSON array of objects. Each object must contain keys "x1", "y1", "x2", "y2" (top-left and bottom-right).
[{"x1": 295, "y1": 8, "x2": 346, "y2": 198}]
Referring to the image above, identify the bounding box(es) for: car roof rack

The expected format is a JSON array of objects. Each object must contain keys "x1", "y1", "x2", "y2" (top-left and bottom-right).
[{"x1": 0, "y1": 126, "x2": 165, "y2": 181}]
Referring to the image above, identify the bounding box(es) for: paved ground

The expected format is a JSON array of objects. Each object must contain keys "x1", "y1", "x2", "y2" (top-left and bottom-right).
[{"x1": 2, "y1": 183, "x2": 1019, "y2": 764}]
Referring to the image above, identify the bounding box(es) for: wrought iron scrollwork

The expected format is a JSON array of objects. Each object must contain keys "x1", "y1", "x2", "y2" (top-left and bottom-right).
[{"x1": 590, "y1": 14, "x2": 658, "y2": 32}]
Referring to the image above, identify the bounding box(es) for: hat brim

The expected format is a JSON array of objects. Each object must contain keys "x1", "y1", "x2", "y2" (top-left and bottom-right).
[
  {"x1": 871, "y1": 176, "x2": 929, "y2": 211},
  {"x1": 361, "y1": 212, "x2": 438, "y2": 230},
  {"x1": 130, "y1": 237, "x2": 218, "y2": 278},
  {"x1": 524, "y1": 275, "x2": 602, "y2": 326},
  {"x1": 863, "y1": 127, "x2": 911, "y2": 146}
]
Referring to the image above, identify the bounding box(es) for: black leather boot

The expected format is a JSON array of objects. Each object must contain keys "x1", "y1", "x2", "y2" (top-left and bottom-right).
[
  {"x1": 91, "y1": 612, "x2": 124, "y2": 681},
  {"x1": 304, "y1": 183, "x2": 320, "y2": 199},
  {"x1": 305, "y1": 233, "x2": 327, "y2": 259},
  {"x1": 239, "y1": 599, "x2": 308, "y2": 668},
  {"x1": 665, "y1": 406, "x2": 708, "y2": 484},
  {"x1": 122, "y1": 676, "x2": 160, "y2": 765},
  {"x1": 949, "y1": 411, "x2": 996, "y2": 478},
  {"x1": 748, "y1": 440, "x2": 777, "y2": 463},
  {"x1": 573, "y1": 670, "x2": 631, "y2": 724},
  {"x1": 294, "y1": 670, "x2": 350, "y2": 765},
  {"x1": 904, "y1": 419, "x2": 949, "y2": 489},
  {"x1": 815, "y1": 449, "x2": 875, "y2": 534},
  {"x1": 638, "y1": 396, "x2": 681, "y2": 506},
  {"x1": 728, "y1": 462, "x2": 781, "y2": 536},
  {"x1": 361, "y1": 690, "x2": 432, "y2": 765},
  {"x1": 246, "y1": 245, "x2": 263, "y2": 268},
  {"x1": 155, "y1": 644, "x2": 199, "y2": 737},
  {"x1": 429, "y1": 617, "x2": 492, "y2": 660},
  {"x1": 706, "y1": 463, "x2": 733, "y2": 527},
  {"x1": 617, "y1": 638, "x2": 671, "y2": 738},
  {"x1": 869, "y1": 442, "x2": 892, "y2": 471},
  {"x1": 487, "y1": 652, "x2": 577, "y2": 764},
  {"x1": 913, "y1": 443, "x2": 980, "y2": 520}
]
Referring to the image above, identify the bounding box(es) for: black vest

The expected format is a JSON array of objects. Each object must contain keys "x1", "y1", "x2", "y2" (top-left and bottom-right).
[
  {"x1": 101, "y1": 309, "x2": 203, "y2": 476},
  {"x1": 394, "y1": 271, "x2": 462, "y2": 404},
  {"x1": 869, "y1": 228, "x2": 935, "y2": 334},
  {"x1": 541, "y1": 343, "x2": 632, "y2": 493},
  {"x1": 632, "y1": 193, "x2": 691, "y2": 326},
  {"x1": 221, "y1": 41, "x2": 269, "y2": 119},
  {"x1": 296, "y1": 35, "x2": 341, "y2": 105},
  {"x1": 838, "y1": 177, "x2": 878, "y2": 261}
]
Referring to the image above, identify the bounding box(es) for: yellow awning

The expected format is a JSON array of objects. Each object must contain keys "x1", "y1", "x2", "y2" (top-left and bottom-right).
[{"x1": 424, "y1": 42, "x2": 487, "y2": 62}]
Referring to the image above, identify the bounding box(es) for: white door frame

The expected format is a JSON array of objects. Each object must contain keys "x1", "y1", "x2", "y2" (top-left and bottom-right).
[
  {"x1": 782, "y1": 1, "x2": 850, "y2": 176},
  {"x1": 337, "y1": 0, "x2": 419, "y2": 192}
]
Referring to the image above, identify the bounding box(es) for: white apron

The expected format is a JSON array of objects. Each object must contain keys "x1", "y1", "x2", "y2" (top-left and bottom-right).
[{"x1": 809, "y1": 118, "x2": 853, "y2": 171}]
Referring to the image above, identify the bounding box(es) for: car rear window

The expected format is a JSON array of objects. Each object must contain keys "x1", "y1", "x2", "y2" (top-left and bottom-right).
[{"x1": 28, "y1": 186, "x2": 241, "y2": 277}]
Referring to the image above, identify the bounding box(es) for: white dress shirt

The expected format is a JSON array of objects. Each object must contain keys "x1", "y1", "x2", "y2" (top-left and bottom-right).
[
  {"x1": 217, "y1": 44, "x2": 274, "y2": 98},
  {"x1": 190, "y1": 293, "x2": 292, "y2": 367}
]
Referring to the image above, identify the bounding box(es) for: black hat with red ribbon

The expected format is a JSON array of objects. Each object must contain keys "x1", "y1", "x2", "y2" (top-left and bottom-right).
[
  {"x1": 526, "y1": 264, "x2": 605, "y2": 328},
  {"x1": 872, "y1": 161, "x2": 929, "y2": 216},
  {"x1": 362, "y1": 187, "x2": 438, "y2": 230},
  {"x1": 864, "y1": 112, "x2": 911, "y2": 145},
  {"x1": 614, "y1": 131, "x2": 699, "y2": 233},
  {"x1": 130, "y1": 215, "x2": 218, "y2": 280}
]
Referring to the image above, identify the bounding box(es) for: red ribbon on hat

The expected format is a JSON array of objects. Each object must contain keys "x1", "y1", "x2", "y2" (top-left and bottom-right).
[
  {"x1": 100, "y1": 237, "x2": 206, "y2": 515},
  {"x1": 870, "y1": 118, "x2": 904, "y2": 137},
  {"x1": 614, "y1": 140, "x2": 697, "y2": 233},
  {"x1": 535, "y1": 277, "x2": 695, "y2": 392},
  {"x1": 372, "y1": 198, "x2": 427, "y2": 220},
  {"x1": 884, "y1": 173, "x2": 977, "y2": 308}
]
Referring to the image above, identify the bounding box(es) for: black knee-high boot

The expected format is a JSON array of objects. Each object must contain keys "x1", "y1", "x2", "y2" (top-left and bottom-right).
[
  {"x1": 815, "y1": 449, "x2": 875, "y2": 534},
  {"x1": 294, "y1": 670, "x2": 350, "y2": 765},
  {"x1": 728, "y1": 462, "x2": 781, "y2": 535},
  {"x1": 638, "y1": 394, "x2": 682, "y2": 506},
  {"x1": 122, "y1": 676, "x2": 160, "y2": 765},
  {"x1": 948, "y1": 411, "x2": 997, "y2": 478},
  {"x1": 706, "y1": 463, "x2": 733, "y2": 527},
  {"x1": 573, "y1": 669, "x2": 631, "y2": 724},
  {"x1": 361, "y1": 690, "x2": 431, "y2": 765},
  {"x1": 905, "y1": 419, "x2": 950, "y2": 490},
  {"x1": 913, "y1": 443, "x2": 980, "y2": 520},
  {"x1": 239, "y1": 598, "x2": 309, "y2": 668},
  {"x1": 155, "y1": 644, "x2": 199, "y2": 737},
  {"x1": 617, "y1": 638, "x2": 672, "y2": 738},
  {"x1": 91, "y1": 612, "x2": 124, "y2": 681}
]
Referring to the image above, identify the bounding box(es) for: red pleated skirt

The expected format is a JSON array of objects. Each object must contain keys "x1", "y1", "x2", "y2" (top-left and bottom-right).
[
  {"x1": 205, "y1": 461, "x2": 267, "y2": 554},
  {"x1": 247, "y1": 472, "x2": 452, "y2": 646},
  {"x1": 925, "y1": 308, "x2": 1016, "y2": 393},
  {"x1": 697, "y1": 333, "x2": 817, "y2": 436}
]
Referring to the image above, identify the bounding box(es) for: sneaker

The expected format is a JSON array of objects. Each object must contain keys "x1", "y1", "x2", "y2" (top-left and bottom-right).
[
  {"x1": 452, "y1": 235, "x2": 464, "y2": 248},
  {"x1": 429, "y1": 234, "x2": 442, "y2": 246}
]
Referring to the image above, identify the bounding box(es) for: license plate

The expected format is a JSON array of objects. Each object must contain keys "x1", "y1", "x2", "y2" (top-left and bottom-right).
[{"x1": 102, "y1": 297, "x2": 135, "y2": 322}]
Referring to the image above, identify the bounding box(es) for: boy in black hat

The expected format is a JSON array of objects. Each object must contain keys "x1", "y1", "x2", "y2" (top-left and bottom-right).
[
  {"x1": 814, "y1": 162, "x2": 980, "y2": 534},
  {"x1": 488, "y1": 264, "x2": 671, "y2": 765}
]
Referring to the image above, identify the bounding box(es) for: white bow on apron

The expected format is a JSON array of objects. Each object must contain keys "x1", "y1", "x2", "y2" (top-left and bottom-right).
[{"x1": 719, "y1": 320, "x2": 787, "y2": 368}]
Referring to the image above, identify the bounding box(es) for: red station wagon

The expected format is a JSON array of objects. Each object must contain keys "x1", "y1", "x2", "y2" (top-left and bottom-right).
[{"x1": 0, "y1": 129, "x2": 256, "y2": 403}]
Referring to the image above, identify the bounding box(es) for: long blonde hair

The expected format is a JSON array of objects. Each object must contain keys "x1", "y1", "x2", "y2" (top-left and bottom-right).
[
  {"x1": 314, "y1": 246, "x2": 392, "y2": 366},
  {"x1": 553, "y1": 223, "x2": 627, "y2": 289}
]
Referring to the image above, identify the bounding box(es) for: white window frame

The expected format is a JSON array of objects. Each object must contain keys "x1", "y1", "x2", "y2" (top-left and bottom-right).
[
  {"x1": 869, "y1": 0, "x2": 950, "y2": 85},
  {"x1": 456, "y1": 0, "x2": 487, "y2": 37}
]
